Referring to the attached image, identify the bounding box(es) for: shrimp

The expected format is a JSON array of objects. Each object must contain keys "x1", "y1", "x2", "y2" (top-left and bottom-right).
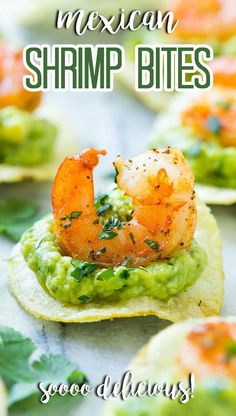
[
  {"x1": 177, "y1": 322, "x2": 236, "y2": 380},
  {"x1": 211, "y1": 57, "x2": 236, "y2": 89},
  {"x1": 0, "y1": 44, "x2": 41, "y2": 111},
  {"x1": 168, "y1": 0, "x2": 236, "y2": 41},
  {"x1": 182, "y1": 90, "x2": 236, "y2": 147},
  {"x1": 52, "y1": 147, "x2": 196, "y2": 268}
]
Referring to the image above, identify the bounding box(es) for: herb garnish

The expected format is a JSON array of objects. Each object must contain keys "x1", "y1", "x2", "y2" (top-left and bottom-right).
[
  {"x1": 144, "y1": 239, "x2": 159, "y2": 251},
  {"x1": 99, "y1": 230, "x2": 118, "y2": 240},
  {"x1": 0, "y1": 326, "x2": 87, "y2": 406},
  {"x1": 71, "y1": 260, "x2": 99, "y2": 281},
  {"x1": 97, "y1": 269, "x2": 115, "y2": 281},
  {"x1": 61, "y1": 211, "x2": 82, "y2": 228},
  {"x1": 207, "y1": 115, "x2": 221, "y2": 135},
  {"x1": 0, "y1": 199, "x2": 42, "y2": 242},
  {"x1": 98, "y1": 215, "x2": 123, "y2": 240},
  {"x1": 95, "y1": 194, "x2": 112, "y2": 217},
  {"x1": 79, "y1": 295, "x2": 90, "y2": 303},
  {"x1": 129, "y1": 232, "x2": 136, "y2": 245}
]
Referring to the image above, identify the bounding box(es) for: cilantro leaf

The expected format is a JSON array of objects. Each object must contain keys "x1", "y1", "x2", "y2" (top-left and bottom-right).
[
  {"x1": 71, "y1": 260, "x2": 99, "y2": 281},
  {"x1": 98, "y1": 230, "x2": 118, "y2": 240},
  {"x1": 0, "y1": 326, "x2": 87, "y2": 406},
  {"x1": 144, "y1": 239, "x2": 159, "y2": 251},
  {"x1": 0, "y1": 199, "x2": 42, "y2": 242}
]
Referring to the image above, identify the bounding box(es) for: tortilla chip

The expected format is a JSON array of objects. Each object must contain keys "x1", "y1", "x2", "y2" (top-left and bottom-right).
[
  {"x1": 196, "y1": 184, "x2": 236, "y2": 205},
  {"x1": 0, "y1": 104, "x2": 77, "y2": 183},
  {"x1": 150, "y1": 91, "x2": 236, "y2": 205},
  {"x1": 103, "y1": 316, "x2": 236, "y2": 415},
  {"x1": 8, "y1": 200, "x2": 224, "y2": 323},
  {"x1": 0, "y1": 379, "x2": 7, "y2": 416}
]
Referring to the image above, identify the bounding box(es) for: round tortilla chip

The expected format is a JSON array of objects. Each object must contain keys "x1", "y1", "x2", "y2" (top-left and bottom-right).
[
  {"x1": 0, "y1": 104, "x2": 77, "y2": 183},
  {"x1": 0, "y1": 379, "x2": 7, "y2": 416},
  {"x1": 8, "y1": 200, "x2": 224, "y2": 323},
  {"x1": 196, "y1": 184, "x2": 236, "y2": 206},
  {"x1": 103, "y1": 316, "x2": 236, "y2": 415}
]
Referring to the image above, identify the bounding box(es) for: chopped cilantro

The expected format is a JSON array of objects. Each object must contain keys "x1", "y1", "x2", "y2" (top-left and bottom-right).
[
  {"x1": 129, "y1": 232, "x2": 136, "y2": 245},
  {"x1": 97, "y1": 269, "x2": 115, "y2": 281},
  {"x1": 103, "y1": 216, "x2": 124, "y2": 231},
  {"x1": 71, "y1": 260, "x2": 99, "y2": 281},
  {"x1": 79, "y1": 295, "x2": 90, "y2": 304},
  {"x1": 61, "y1": 211, "x2": 82, "y2": 228},
  {"x1": 207, "y1": 115, "x2": 221, "y2": 135},
  {"x1": 144, "y1": 239, "x2": 159, "y2": 251},
  {"x1": 120, "y1": 270, "x2": 130, "y2": 280},
  {"x1": 96, "y1": 204, "x2": 112, "y2": 216},
  {"x1": 70, "y1": 211, "x2": 83, "y2": 219},
  {"x1": 99, "y1": 230, "x2": 118, "y2": 240}
]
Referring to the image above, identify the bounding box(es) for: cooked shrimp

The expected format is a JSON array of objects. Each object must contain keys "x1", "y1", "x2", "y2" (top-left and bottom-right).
[
  {"x1": 52, "y1": 147, "x2": 196, "y2": 268},
  {"x1": 177, "y1": 322, "x2": 236, "y2": 379},
  {"x1": 182, "y1": 90, "x2": 236, "y2": 147},
  {"x1": 168, "y1": 0, "x2": 236, "y2": 41},
  {"x1": 211, "y1": 57, "x2": 236, "y2": 89},
  {"x1": 0, "y1": 44, "x2": 41, "y2": 111}
]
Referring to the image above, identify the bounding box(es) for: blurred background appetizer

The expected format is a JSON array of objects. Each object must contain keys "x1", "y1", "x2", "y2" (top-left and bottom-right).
[
  {"x1": 104, "y1": 317, "x2": 236, "y2": 415},
  {"x1": 0, "y1": 44, "x2": 76, "y2": 182},
  {"x1": 150, "y1": 57, "x2": 236, "y2": 205}
]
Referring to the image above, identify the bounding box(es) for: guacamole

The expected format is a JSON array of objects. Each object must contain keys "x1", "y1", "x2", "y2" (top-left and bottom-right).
[
  {"x1": 21, "y1": 189, "x2": 207, "y2": 305},
  {"x1": 112, "y1": 382, "x2": 236, "y2": 416},
  {"x1": 0, "y1": 107, "x2": 57, "y2": 166},
  {"x1": 152, "y1": 126, "x2": 236, "y2": 188}
]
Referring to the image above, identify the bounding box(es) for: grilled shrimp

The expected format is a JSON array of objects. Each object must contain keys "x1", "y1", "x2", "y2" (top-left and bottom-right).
[
  {"x1": 52, "y1": 147, "x2": 196, "y2": 268},
  {"x1": 178, "y1": 322, "x2": 236, "y2": 379},
  {"x1": 182, "y1": 90, "x2": 236, "y2": 147},
  {"x1": 0, "y1": 44, "x2": 41, "y2": 111},
  {"x1": 169, "y1": 0, "x2": 236, "y2": 41}
]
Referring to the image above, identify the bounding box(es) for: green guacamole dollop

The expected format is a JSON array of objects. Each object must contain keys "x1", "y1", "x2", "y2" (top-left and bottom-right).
[
  {"x1": 0, "y1": 107, "x2": 57, "y2": 166},
  {"x1": 113, "y1": 382, "x2": 236, "y2": 416},
  {"x1": 21, "y1": 189, "x2": 207, "y2": 306},
  {"x1": 152, "y1": 126, "x2": 236, "y2": 188}
]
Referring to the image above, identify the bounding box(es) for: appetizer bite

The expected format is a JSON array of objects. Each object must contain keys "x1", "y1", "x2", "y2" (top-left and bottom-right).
[
  {"x1": 8, "y1": 147, "x2": 223, "y2": 323},
  {"x1": 104, "y1": 317, "x2": 236, "y2": 415},
  {"x1": 120, "y1": 0, "x2": 236, "y2": 111},
  {"x1": 150, "y1": 58, "x2": 236, "y2": 204},
  {"x1": 0, "y1": 44, "x2": 76, "y2": 182}
]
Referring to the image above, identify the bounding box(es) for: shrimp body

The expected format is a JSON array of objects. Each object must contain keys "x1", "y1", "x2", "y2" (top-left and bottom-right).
[
  {"x1": 178, "y1": 322, "x2": 236, "y2": 380},
  {"x1": 182, "y1": 90, "x2": 236, "y2": 148},
  {"x1": 0, "y1": 44, "x2": 41, "y2": 111},
  {"x1": 52, "y1": 147, "x2": 196, "y2": 268},
  {"x1": 169, "y1": 0, "x2": 236, "y2": 41}
]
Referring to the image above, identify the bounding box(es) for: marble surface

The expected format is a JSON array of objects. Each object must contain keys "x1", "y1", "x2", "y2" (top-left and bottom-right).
[{"x1": 0, "y1": 2, "x2": 235, "y2": 415}]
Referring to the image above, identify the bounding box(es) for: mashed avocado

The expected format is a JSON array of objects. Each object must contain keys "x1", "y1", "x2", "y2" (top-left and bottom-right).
[
  {"x1": 0, "y1": 107, "x2": 57, "y2": 166},
  {"x1": 152, "y1": 126, "x2": 236, "y2": 188},
  {"x1": 112, "y1": 383, "x2": 236, "y2": 416},
  {"x1": 21, "y1": 189, "x2": 207, "y2": 306}
]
